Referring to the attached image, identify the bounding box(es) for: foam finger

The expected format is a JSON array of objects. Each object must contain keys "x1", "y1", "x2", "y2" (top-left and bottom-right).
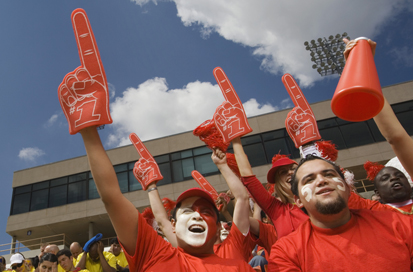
[
  {"x1": 282, "y1": 73, "x2": 311, "y2": 111},
  {"x1": 71, "y1": 9, "x2": 105, "y2": 82},
  {"x1": 129, "y1": 133, "x2": 154, "y2": 160},
  {"x1": 213, "y1": 67, "x2": 242, "y2": 107}
]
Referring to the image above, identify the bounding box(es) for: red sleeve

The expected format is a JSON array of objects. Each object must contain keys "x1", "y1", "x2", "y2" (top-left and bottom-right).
[
  {"x1": 119, "y1": 212, "x2": 174, "y2": 272},
  {"x1": 216, "y1": 223, "x2": 253, "y2": 262},
  {"x1": 241, "y1": 175, "x2": 280, "y2": 217},
  {"x1": 348, "y1": 192, "x2": 396, "y2": 212},
  {"x1": 256, "y1": 221, "x2": 278, "y2": 255}
]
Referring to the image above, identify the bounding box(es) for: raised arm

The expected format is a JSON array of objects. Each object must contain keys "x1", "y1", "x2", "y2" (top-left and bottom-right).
[
  {"x1": 212, "y1": 148, "x2": 250, "y2": 234},
  {"x1": 232, "y1": 137, "x2": 254, "y2": 176},
  {"x1": 373, "y1": 99, "x2": 413, "y2": 178},
  {"x1": 146, "y1": 183, "x2": 178, "y2": 247},
  {"x1": 80, "y1": 127, "x2": 139, "y2": 255}
]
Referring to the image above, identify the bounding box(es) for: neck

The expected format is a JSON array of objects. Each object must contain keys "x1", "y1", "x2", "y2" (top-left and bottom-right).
[{"x1": 309, "y1": 208, "x2": 351, "y2": 229}]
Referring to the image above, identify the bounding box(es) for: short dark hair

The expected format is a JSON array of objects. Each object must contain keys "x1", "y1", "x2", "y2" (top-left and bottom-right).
[
  {"x1": 56, "y1": 249, "x2": 71, "y2": 259},
  {"x1": 110, "y1": 238, "x2": 119, "y2": 245},
  {"x1": 40, "y1": 253, "x2": 57, "y2": 264},
  {"x1": 171, "y1": 201, "x2": 220, "y2": 224},
  {"x1": 291, "y1": 155, "x2": 345, "y2": 197}
]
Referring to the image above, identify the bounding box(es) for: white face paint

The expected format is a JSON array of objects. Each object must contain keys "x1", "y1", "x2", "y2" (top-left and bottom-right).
[
  {"x1": 220, "y1": 223, "x2": 229, "y2": 241},
  {"x1": 332, "y1": 177, "x2": 346, "y2": 192},
  {"x1": 301, "y1": 184, "x2": 313, "y2": 202},
  {"x1": 175, "y1": 197, "x2": 210, "y2": 247}
]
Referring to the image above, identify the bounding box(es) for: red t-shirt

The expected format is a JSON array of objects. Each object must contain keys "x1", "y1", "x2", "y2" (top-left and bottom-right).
[
  {"x1": 396, "y1": 203, "x2": 413, "y2": 213},
  {"x1": 121, "y1": 212, "x2": 255, "y2": 272},
  {"x1": 269, "y1": 209, "x2": 413, "y2": 272},
  {"x1": 249, "y1": 220, "x2": 278, "y2": 256},
  {"x1": 214, "y1": 223, "x2": 253, "y2": 262},
  {"x1": 241, "y1": 175, "x2": 308, "y2": 238}
]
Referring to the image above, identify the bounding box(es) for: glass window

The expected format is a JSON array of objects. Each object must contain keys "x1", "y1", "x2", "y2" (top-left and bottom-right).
[
  {"x1": 286, "y1": 138, "x2": 300, "y2": 159},
  {"x1": 49, "y1": 185, "x2": 67, "y2": 207},
  {"x1": 155, "y1": 154, "x2": 169, "y2": 164},
  {"x1": 69, "y1": 173, "x2": 87, "y2": 183},
  {"x1": 88, "y1": 179, "x2": 100, "y2": 199},
  {"x1": 335, "y1": 118, "x2": 351, "y2": 125},
  {"x1": 339, "y1": 122, "x2": 375, "y2": 148},
  {"x1": 33, "y1": 181, "x2": 49, "y2": 190},
  {"x1": 396, "y1": 112, "x2": 413, "y2": 135},
  {"x1": 243, "y1": 143, "x2": 267, "y2": 167},
  {"x1": 171, "y1": 152, "x2": 181, "y2": 160},
  {"x1": 366, "y1": 120, "x2": 386, "y2": 142},
  {"x1": 264, "y1": 138, "x2": 290, "y2": 162},
  {"x1": 194, "y1": 154, "x2": 218, "y2": 175},
  {"x1": 30, "y1": 189, "x2": 49, "y2": 211},
  {"x1": 317, "y1": 118, "x2": 337, "y2": 129},
  {"x1": 157, "y1": 163, "x2": 172, "y2": 186},
  {"x1": 11, "y1": 193, "x2": 31, "y2": 214},
  {"x1": 117, "y1": 172, "x2": 128, "y2": 193},
  {"x1": 68, "y1": 181, "x2": 86, "y2": 203},
  {"x1": 114, "y1": 164, "x2": 128, "y2": 172},
  {"x1": 181, "y1": 150, "x2": 192, "y2": 159},
  {"x1": 242, "y1": 135, "x2": 261, "y2": 145},
  {"x1": 193, "y1": 146, "x2": 211, "y2": 156},
  {"x1": 262, "y1": 130, "x2": 285, "y2": 141},
  {"x1": 15, "y1": 185, "x2": 31, "y2": 194},
  {"x1": 392, "y1": 101, "x2": 413, "y2": 113},
  {"x1": 50, "y1": 177, "x2": 67, "y2": 187},
  {"x1": 129, "y1": 171, "x2": 142, "y2": 191},
  {"x1": 319, "y1": 127, "x2": 347, "y2": 150},
  {"x1": 172, "y1": 158, "x2": 196, "y2": 182}
]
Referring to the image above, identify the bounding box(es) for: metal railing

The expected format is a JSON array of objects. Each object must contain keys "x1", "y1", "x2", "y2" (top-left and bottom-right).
[{"x1": 0, "y1": 234, "x2": 66, "y2": 254}]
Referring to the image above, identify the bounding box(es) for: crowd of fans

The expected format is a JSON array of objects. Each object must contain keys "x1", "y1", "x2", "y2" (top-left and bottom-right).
[{"x1": 5, "y1": 8, "x2": 413, "y2": 271}]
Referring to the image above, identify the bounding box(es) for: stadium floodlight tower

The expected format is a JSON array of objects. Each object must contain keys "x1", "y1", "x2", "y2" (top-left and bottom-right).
[{"x1": 304, "y1": 33, "x2": 350, "y2": 77}]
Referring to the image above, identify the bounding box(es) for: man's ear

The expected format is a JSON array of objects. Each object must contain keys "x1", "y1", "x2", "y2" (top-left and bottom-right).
[
  {"x1": 294, "y1": 195, "x2": 304, "y2": 208},
  {"x1": 171, "y1": 218, "x2": 176, "y2": 234},
  {"x1": 374, "y1": 189, "x2": 380, "y2": 198}
]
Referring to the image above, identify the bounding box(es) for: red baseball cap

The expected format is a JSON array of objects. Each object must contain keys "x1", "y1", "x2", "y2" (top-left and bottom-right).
[
  {"x1": 176, "y1": 188, "x2": 216, "y2": 207},
  {"x1": 266, "y1": 156, "x2": 297, "y2": 184}
]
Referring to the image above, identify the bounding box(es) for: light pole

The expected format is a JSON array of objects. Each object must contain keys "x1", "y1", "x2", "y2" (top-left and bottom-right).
[{"x1": 304, "y1": 33, "x2": 350, "y2": 76}]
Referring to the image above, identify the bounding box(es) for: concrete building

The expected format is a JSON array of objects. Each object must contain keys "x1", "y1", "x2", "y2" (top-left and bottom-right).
[{"x1": 6, "y1": 80, "x2": 413, "y2": 256}]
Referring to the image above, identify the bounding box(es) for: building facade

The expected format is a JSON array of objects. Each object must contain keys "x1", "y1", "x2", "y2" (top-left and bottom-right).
[{"x1": 6, "y1": 80, "x2": 413, "y2": 250}]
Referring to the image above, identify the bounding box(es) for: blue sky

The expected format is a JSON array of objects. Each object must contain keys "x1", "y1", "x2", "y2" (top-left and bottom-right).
[{"x1": 0, "y1": 0, "x2": 412, "y2": 246}]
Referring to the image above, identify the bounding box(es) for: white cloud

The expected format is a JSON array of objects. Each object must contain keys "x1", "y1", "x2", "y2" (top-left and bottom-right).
[
  {"x1": 166, "y1": 0, "x2": 409, "y2": 87},
  {"x1": 107, "y1": 77, "x2": 281, "y2": 147},
  {"x1": 390, "y1": 46, "x2": 413, "y2": 67},
  {"x1": 108, "y1": 82, "x2": 116, "y2": 99},
  {"x1": 45, "y1": 114, "x2": 59, "y2": 128},
  {"x1": 18, "y1": 147, "x2": 45, "y2": 161},
  {"x1": 243, "y1": 98, "x2": 277, "y2": 117},
  {"x1": 130, "y1": 0, "x2": 157, "y2": 6}
]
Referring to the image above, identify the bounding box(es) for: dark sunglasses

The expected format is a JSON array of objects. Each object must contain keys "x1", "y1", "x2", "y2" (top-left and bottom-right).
[{"x1": 12, "y1": 263, "x2": 23, "y2": 270}]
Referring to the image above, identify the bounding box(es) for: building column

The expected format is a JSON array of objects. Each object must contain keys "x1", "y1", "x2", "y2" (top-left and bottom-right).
[
  {"x1": 11, "y1": 236, "x2": 16, "y2": 254},
  {"x1": 89, "y1": 222, "x2": 94, "y2": 239}
]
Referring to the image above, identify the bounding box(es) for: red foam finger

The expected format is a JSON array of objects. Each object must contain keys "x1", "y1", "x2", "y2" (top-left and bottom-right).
[
  {"x1": 191, "y1": 170, "x2": 219, "y2": 201},
  {"x1": 213, "y1": 67, "x2": 242, "y2": 107},
  {"x1": 129, "y1": 133, "x2": 154, "y2": 160},
  {"x1": 282, "y1": 73, "x2": 311, "y2": 111},
  {"x1": 71, "y1": 8, "x2": 106, "y2": 84}
]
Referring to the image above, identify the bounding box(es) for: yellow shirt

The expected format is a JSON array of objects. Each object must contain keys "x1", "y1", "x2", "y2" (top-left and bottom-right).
[
  {"x1": 76, "y1": 252, "x2": 116, "y2": 272},
  {"x1": 114, "y1": 252, "x2": 128, "y2": 268}
]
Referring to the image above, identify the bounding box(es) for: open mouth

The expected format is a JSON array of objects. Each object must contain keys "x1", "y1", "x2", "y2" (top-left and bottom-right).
[
  {"x1": 189, "y1": 225, "x2": 206, "y2": 233},
  {"x1": 392, "y1": 182, "x2": 403, "y2": 189}
]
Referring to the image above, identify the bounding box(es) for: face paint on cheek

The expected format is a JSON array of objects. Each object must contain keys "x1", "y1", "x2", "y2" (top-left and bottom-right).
[
  {"x1": 192, "y1": 198, "x2": 218, "y2": 242},
  {"x1": 301, "y1": 184, "x2": 313, "y2": 202},
  {"x1": 332, "y1": 177, "x2": 346, "y2": 191}
]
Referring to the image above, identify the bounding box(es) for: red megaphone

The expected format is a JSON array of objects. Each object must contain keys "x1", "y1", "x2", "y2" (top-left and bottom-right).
[{"x1": 331, "y1": 37, "x2": 384, "y2": 122}]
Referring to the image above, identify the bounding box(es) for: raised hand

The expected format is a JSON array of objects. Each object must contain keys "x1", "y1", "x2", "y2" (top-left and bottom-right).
[
  {"x1": 282, "y1": 73, "x2": 321, "y2": 148},
  {"x1": 213, "y1": 67, "x2": 252, "y2": 143},
  {"x1": 58, "y1": 9, "x2": 112, "y2": 135},
  {"x1": 129, "y1": 133, "x2": 163, "y2": 191}
]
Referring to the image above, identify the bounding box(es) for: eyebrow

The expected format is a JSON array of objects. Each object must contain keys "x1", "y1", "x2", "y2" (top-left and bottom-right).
[{"x1": 301, "y1": 168, "x2": 337, "y2": 183}]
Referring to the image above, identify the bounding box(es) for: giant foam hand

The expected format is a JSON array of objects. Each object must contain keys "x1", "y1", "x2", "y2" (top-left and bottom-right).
[
  {"x1": 129, "y1": 133, "x2": 163, "y2": 191},
  {"x1": 282, "y1": 74, "x2": 321, "y2": 148},
  {"x1": 58, "y1": 9, "x2": 112, "y2": 135},
  {"x1": 191, "y1": 170, "x2": 219, "y2": 202},
  {"x1": 213, "y1": 67, "x2": 252, "y2": 143}
]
